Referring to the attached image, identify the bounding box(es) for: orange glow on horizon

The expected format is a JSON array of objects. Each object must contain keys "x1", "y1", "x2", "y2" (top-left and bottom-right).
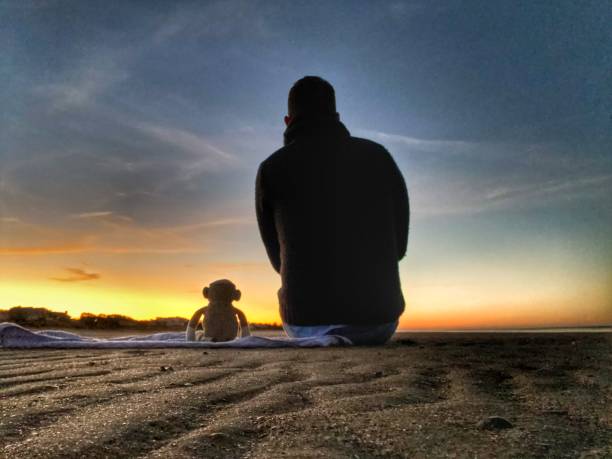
[
  {"x1": 2, "y1": 217, "x2": 610, "y2": 330},
  {"x1": 1, "y1": 278, "x2": 610, "y2": 330},
  {"x1": 0, "y1": 275, "x2": 280, "y2": 325}
]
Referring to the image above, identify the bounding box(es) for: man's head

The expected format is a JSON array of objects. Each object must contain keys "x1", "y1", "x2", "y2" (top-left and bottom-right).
[{"x1": 285, "y1": 76, "x2": 336, "y2": 126}]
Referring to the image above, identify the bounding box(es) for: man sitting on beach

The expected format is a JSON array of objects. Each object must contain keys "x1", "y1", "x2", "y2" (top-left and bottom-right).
[{"x1": 255, "y1": 76, "x2": 409, "y2": 345}]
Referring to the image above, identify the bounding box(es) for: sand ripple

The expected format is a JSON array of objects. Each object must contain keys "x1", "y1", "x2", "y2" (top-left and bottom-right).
[{"x1": 1, "y1": 333, "x2": 611, "y2": 458}]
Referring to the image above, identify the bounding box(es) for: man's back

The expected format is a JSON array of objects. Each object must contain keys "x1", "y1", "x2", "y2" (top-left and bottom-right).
[{"x1": 256, "y1": 114, "x2": 409, "y2": 326}]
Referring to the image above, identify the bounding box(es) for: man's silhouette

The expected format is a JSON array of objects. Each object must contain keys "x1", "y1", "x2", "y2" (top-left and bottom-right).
[{"x1": 255, "y1": 76, "x2": 409, "y2": 345}]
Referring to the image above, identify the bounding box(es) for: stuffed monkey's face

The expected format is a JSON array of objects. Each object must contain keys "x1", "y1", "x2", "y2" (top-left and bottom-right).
[{"x1": 203, "y1": 279, "x2": 241, "y2": 303}]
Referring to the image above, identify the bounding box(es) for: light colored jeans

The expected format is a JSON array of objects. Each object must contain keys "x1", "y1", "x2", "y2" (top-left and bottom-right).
[{"x1": 283, "y1": 320, "x2": 398, "y2": 345}]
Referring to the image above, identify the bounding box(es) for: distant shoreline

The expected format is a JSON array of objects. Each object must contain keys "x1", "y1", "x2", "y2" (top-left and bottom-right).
[
  {"x1": 0, "y1": 306, "x2": 283, "y2": 331},
  {"x1": 2, "y1": 307, "x2": 609, "y2": 333}
]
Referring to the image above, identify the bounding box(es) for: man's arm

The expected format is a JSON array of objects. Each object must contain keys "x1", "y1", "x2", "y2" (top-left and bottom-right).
[
  {"x1": 255, "y1": 163, "x2": 281, "y2": 273},
  {"x1": 387, "y1": 153, "x2": 409, "y2": 260}
]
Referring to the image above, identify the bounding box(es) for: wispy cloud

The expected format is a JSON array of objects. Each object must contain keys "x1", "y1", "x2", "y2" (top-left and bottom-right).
[
  {"x1": 133, "y1": 122, "x2": 241, "y2": 190},
  {"x1": 387, "y1": 1, "x2": 450, "y2": 19},
  {"x1": 203, "y1": 261, "x2": 269, "y2": 272},
  {"x1": 0, "y1": 217, "x2": 21, "y2": 224},
  {"x1": 135, "y1": 123, "x2": 237, "y2": 164},
  {"x1": 0, "y1": 243, "x2": 203, "y2": 256},
  {"x1": 417, "y1": 174, "x2": 612, "y2": 218},
  {"x1": 0, "y1": 216, "x2": 249, "y2": 256},
  {"x1": 154, "y1": 0, "x2": 270, "y2": 43},
  {"x1": 0, "y1": 244, "x2": 91, "y2": 255},
  {"x1": 71, "y1": 211, "x2": 133, "y2": 222},
  {"x1": 357, "y1": 129, "x2": 474, "y2": 154},
  {"x1": 168, "y1": 217, "x2": 255, "y2": 234},
  {"x1": 358, "y1": 128, "x2": 612, "y2": 218},
  {"x1": 484, "y1": 174, "x2": 612, "y2": 203},
  {"x1": 35, "y1": 56, "x2": 128, "y2": 111},
  {"x1": 72, "y1": 211, "x2": 114, "y2": 219},
  {"x1": 50, "y1": 267, "x2": 100, "y2": 282}
]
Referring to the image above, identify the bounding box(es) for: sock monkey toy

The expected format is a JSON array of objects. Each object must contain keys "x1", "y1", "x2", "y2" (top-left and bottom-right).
[{"x1": 186, "y1": 279, "x2": 250, "y2": 342}]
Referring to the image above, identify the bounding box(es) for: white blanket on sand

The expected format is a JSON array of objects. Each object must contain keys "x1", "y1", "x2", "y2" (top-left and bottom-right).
[{"x1": 0, "y1": 323, "x2": 351, "y2": 349}]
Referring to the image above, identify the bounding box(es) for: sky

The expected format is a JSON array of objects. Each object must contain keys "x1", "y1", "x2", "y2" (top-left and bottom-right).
[{"x1": 1, "y1": 0, "x2": 611, "y2": 329}]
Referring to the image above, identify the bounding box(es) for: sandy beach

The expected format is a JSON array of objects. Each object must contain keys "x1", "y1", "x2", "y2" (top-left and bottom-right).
[{"x1": 1, "y1": 332, "x2": 610, "y2": 458}]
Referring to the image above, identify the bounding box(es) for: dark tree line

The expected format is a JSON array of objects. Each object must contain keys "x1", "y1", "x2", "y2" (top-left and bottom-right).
[
  {"x1": 0, "y1": 306, "x2": 281, "y2": 330},
  {"x1": 0, "y1": 306, "x2": 188, "y2": 330}
]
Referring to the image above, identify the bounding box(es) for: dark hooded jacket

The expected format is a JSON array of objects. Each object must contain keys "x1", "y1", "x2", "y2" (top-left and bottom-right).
[{"x1": 255, "y1": 113, "x2": 409, "y2": 326}]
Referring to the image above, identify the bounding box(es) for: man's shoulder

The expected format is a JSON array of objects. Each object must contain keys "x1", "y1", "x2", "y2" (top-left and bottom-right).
[
  {"x1": 258, "y1": 135, "x2": 391, "y2": 171},
  {"x1": 348, "y1": 136, "x2": 390, "y2": 155},
  {"x1": 259, "y1": 143, "x2": 298, "y2": 170},
  {"x1": 347, "y1": 136, "x2": 397, "y2": 167}
]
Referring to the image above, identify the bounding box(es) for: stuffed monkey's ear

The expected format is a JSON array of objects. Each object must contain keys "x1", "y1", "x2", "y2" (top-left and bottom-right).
[
  {"x1": 233, "y1": 289, "x2": 241, "y2": 301},
  {"x1": 203, "y1": 287, "x2": 209, "y2": 299}
]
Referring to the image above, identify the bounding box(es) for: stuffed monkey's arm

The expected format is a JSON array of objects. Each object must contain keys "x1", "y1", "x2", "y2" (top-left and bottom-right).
[
  {"x1": 186, "y1": 307, "x2": 207, "y2": 341},
  {"x1": 235, "y1": 308, "x2": 251, "y2": 337}
]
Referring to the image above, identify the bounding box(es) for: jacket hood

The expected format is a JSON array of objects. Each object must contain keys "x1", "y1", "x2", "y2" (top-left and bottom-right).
[{"x1": 283, "y1": 112, "x2": 350, "y2": 146}]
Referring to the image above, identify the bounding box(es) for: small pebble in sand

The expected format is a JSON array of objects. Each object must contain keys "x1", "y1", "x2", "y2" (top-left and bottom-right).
[
  {"x1": 160, "y1": 366, "x2": 174, "y2": 372},
  {"x1": 477, "y1": 416, "x2": 513, "y2": 430}
]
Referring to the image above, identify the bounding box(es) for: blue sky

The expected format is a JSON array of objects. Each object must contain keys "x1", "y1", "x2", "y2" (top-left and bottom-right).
[{"x1": 1, "y1": 0, "x2": 611, "y2": 327}]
